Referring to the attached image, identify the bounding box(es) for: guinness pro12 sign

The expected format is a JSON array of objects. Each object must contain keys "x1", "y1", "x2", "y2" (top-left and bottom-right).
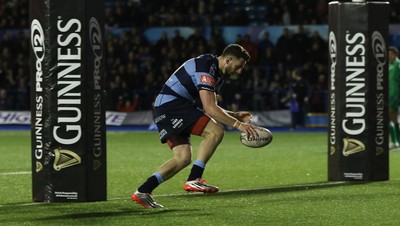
[
  {"x1": 30, "y1": 0, "x2": 107, "y2": 202},
  {"x1": 328, "y1": 1, "x2": 389, "y2": 181}
]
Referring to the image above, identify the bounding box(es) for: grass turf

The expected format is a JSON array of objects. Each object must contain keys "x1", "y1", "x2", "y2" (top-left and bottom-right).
[{"x1": 0, "y1": 130, "x2": 399, "y2": 225}]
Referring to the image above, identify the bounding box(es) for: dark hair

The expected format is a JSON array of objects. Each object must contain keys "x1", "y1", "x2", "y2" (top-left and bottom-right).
[
  {"x1": 389, "y1": 46, "x2": 399, "y2": 55},
  {"x1": 221, "y1": 44, "x2": 251, "y2": 62}
]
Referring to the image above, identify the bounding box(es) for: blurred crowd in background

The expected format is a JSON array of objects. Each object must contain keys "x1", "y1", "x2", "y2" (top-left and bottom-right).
[{"x1": 1, "y1": 0, "x2": 400, "y2": 117}]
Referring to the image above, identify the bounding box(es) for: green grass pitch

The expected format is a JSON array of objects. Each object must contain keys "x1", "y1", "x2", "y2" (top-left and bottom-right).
[{"x1": 1, "y1": 130, "x2": 399, "y2": 225}]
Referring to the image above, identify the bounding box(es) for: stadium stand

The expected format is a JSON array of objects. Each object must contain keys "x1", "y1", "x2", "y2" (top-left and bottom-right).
[{"x1": 1, "y1": 0, "x2": 400, "y2": 115}]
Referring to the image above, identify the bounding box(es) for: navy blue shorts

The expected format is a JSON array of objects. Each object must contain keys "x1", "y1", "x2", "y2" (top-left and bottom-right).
[{"x1": 153, "y1": 99, "x2": 210, "y2": 149}]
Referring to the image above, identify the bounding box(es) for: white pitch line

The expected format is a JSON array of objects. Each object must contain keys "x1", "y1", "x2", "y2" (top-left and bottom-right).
[
  {"x1": 0, "y1": 202, "x2": 45, "y2": 208},
  {"x1": 0, "y1": 171, "x2": 31, "y2": 176}
]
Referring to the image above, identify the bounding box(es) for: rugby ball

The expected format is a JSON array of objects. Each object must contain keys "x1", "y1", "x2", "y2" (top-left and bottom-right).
[{"x1": 240, "y1": 127, "x2": 273, "y2": 148}]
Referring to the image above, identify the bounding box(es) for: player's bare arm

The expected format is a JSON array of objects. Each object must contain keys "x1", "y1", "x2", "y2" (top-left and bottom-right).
[
  {"x1": 199, "y1": 90, "x2": 258, "y2": 137},
  {"x1": 225, "y1": 111, "x2": 252, "y2": 123}
]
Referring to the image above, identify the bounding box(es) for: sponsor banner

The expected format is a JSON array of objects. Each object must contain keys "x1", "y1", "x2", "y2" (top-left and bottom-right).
[
  {"x1": 1, "y1": 110, "x2": 292, "y2": 127},
  {"x1": 251, "y1": 110, "x2": 291, "y2": 127},
  {"x1": 30, "y1": 0, "x2": 106, "y2": 202},
  {"x1": 0, "y1": 111, "x2": 127, "y2": 126},
  {"x1": 105, "y1": 112, "x2": 128, "y2": 125},
  {"x1": 328, "y1": 1, "x2": 389, "y2": 181},
  {"x1": 0, "y1": 111, "x2": 31, "y2": 124}
]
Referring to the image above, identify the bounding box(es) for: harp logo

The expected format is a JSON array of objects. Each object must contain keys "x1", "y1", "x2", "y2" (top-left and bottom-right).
[
  {"x1": 330, "y1": 146, "x2": 336, "y2": 155},
  {"x1": 35, "y1": 161, "x2": 43, "y2": 173},
  {"x1": 376, "y1": 147, "x2": 384, "y2": 156},
  {"x1": 342, "y1": 138, "x2": 365, "y2": 156},
  {"x1": 93, "y1": 160, "x2": 102, "y2": 171},
  {"x1": 53, "y1": 149, "x2": 81, "y2": 171}
]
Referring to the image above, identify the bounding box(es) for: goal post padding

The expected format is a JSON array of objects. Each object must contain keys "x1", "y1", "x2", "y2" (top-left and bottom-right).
[
  {"x1": 328, "y1": 1, "x2": 389, "y2": 181},
  {"x1": 30, "y1": 0, "x2": 107, "y2": 202}
]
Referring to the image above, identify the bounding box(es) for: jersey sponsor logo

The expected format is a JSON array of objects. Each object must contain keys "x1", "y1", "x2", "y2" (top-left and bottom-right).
[{"x1": 200, "y1": 74, "x2": 216, "y2": 87}]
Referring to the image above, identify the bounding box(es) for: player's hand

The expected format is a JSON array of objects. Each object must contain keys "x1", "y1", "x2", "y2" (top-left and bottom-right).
[
  {"x1": 235, "y1": 111, "x2": 253, "y2": 123},
  {"x1": 238, "y1": 123, "x2": 259, "y2": 139}
]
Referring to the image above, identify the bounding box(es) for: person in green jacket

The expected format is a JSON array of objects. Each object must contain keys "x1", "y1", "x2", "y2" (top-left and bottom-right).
[{"x1": 388, "y1": 46, "x2": 400, "y2": 150}]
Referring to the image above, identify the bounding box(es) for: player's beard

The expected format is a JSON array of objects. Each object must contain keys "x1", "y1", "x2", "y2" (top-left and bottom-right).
[{"x1": 223, "y1": 65, "x2": 238, "y2": 80}]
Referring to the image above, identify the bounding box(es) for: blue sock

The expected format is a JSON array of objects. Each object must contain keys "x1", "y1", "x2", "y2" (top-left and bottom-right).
[
  {"x1": 152, "y1": 172, "x2": 164, "y2": 184},
  {"x1": 187, "y1": 160, "x2": 206, "y2": 181},
  {"x1": 194, "y1": 160, "x2": 206, "y2": 169},
  {"x1": 137, "y1": 172, "x2": 164, "y2": 193}
]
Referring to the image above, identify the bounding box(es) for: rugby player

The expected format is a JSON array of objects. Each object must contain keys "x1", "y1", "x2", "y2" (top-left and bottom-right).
[{"x1": 132, "y1": 44, "x2": 260, "y2": 208}]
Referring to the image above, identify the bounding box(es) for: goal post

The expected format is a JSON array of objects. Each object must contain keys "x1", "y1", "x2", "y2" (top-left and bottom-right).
[
  {"x1": 30, "y1": 0, "x2": 107, "y2": 202},
  {"x1": 328, "y1": 1, "x2": 389, "y2": 181}
]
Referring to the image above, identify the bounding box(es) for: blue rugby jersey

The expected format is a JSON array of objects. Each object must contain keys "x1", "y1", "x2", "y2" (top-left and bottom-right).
[{"x1": 154, "y1": 54, "x2": 223, "y2": 109}]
